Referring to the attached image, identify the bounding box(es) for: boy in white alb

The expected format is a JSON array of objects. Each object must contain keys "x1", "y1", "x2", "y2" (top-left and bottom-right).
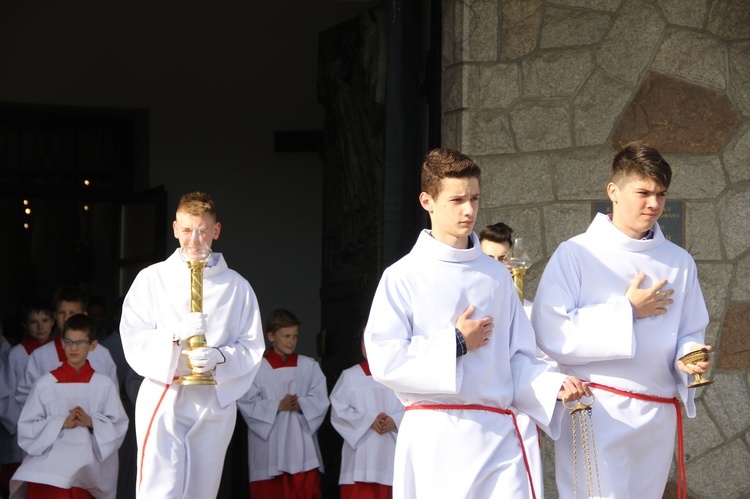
[
  {"x1": 120, "y1": 192, "x2": 266, "y2": 499},
  {"x1": 531, "y1": 142, "x2": 712, "y2": 498},
  {"x1": 0, "y1": 300, "x2": 55, "y2": 498},
  {"x1": 10, "y1": 314, "x2": 128, "y2": 499},
  {"x1": 238, "y1": 308, "x2": 330, "y2": 499},
  {"x1": 364, "y1": 148, "x2": 590, "y2": 499},
  {"x1": 330, "y1": 334, "x2": 403, "y2": 499},
  {"x1": 16, "y1": 287, "x2": 118, "y2": 409}
]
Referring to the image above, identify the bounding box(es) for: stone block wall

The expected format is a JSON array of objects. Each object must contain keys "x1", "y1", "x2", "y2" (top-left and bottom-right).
[{"x1": 442, "y1": 1, "x2": 750, "y2": 497}]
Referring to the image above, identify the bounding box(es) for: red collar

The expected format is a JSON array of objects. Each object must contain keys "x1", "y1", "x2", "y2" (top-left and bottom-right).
[
  {"x1": 21, "y1": 337, "x2": 52, "y2": 356},
  {"x1": 53, "y1": 335, "x2": 66, "y2": 362},
  {"x1": 51, "y1": 360, "x2": 95, "y2": 383},
  {"x1": 265, "y1": 349, "x2": 298, "y2": 369},
  {"x1": 359, "y1": 361, "x2": 371, "y2": 376}
]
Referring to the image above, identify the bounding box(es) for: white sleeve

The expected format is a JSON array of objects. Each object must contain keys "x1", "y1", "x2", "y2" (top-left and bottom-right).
[
  {"x1": 120, "y1": 270, "x2": 182, "y2": 384},
  {"x1": 237, "y1": 369, "x2": 278, "y2": 441},
  {"x1": 330, "y1": 371, "x2": 379, "y2": 449},
  {"x1": 531, "y1": 243, "x2": 635, "y2": 365},
  {"x1": 297, "y1": 361, "x2": 330, "y2": 435},
  {"x1": 365, "y1": 268, "x2": 458, "y2": 395},
  {"x1": 16, "y1": 351, "x2": 41, "y2": 409},
  {"x1": 89, "y1": 378, "x2": 130, "y2": 463},
  {"x1": 17, "y1": 380, "x2": 65, "y2": 456}
]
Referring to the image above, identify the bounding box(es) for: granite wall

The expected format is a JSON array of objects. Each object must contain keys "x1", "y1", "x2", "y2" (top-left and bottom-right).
[{"x1": 442, "y1": 1, "x2": 750, "y2": 497}]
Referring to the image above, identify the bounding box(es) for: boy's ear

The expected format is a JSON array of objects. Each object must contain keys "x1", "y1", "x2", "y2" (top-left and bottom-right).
[
  {"x1": 266, "y1": 331, "x2": 274, "y2": 343},
  {"x1": 419, "y1": 192, "x2": 434, "y2": 213},
  {"x1": 213, "y1": 222, "x2": 222, "y2": 241},
  {"x1": 88, "y1": 339, "x2": 99, "y2": 352}
]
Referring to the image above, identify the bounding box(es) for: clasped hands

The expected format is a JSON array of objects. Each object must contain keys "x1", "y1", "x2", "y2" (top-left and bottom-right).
[
  {"x1": 371, "y1": 412, "x2": 396, "y2": 434},
  {"x1": 63, "y1": 406, "x2": 93, "y2": 429},
  {"x1": 278, "y1": 394, "x2": 300, "y2": 412}
]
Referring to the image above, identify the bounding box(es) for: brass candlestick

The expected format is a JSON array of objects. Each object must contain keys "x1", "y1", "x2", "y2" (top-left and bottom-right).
[
  {"x1": 175, "y1": 230, "x2": 216, "y2": 386},
  {"x1": 679, "y1": 348, "x2": 713, "y2": 388},
  {"x1": 509, "y1": 266, "x2": 527, "y2": 302},
  {"x1": 506, "y1": 237, "x2": 529, "y2": 302}
]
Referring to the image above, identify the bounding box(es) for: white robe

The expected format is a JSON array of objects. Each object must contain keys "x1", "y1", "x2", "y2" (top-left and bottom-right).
[
  {"x1": 16, "y1": 336, "x2": 118, "y2": 408},
  {"x1": 237, "y1": 353, "x2": 330, "y2": 482},
  {"x1": 10, "y1": 367, "x2": 128, "y2": 499},
  {"x1": 120, "y1": 249, "x2": 265, "y2": 499},
  {"x1": 0, "y1": 344, "x2": 31, "y2": 465},
  {"x1": 531, "y1": 213, "x2": 709, "y2": 498},
  {"x1": 365, "y1": 230, "x2": 568, "y2": 499},
  {"x1": 330, "y1": 362, "x2": 403, "y2": 486}
]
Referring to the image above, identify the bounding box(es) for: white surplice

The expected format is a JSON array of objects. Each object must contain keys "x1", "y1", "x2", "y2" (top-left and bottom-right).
[
  {"x1": 237, "y1": 352, "x2": 330, "y2": 482},
  {"x1": 330, "y1": 361, "x2": 403, "y2": 486},
  {"x1": 10, "y1": 363, "x2": 128, "y2": 499}
]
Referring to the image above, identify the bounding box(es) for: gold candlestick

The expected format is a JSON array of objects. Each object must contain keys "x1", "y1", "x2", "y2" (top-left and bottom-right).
[
  {"x1": 176, "y1": 251, "x2": 216, "y2": 385},
  {"x1": 509, "y1": 266, "x2": 527, "y2": 302},
  {"x1": 506, "y1": 237, "x2": 529, "y2": 302}
]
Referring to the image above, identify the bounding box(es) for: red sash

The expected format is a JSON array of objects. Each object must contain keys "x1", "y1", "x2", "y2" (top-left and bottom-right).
[
  {"x1": 405, "y1": 403, "x2": 536, "y2": 499},
  {"x1": 589, "y1": 382, "x2": 686, "y2": 499}
]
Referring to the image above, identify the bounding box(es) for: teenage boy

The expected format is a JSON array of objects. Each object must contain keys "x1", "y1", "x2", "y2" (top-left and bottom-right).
[
  {"x1": 364, "y1": 148, "x2": 590, "y2": 499},
  {"x1": 531, "y1": 142, "x2": 712, "y2": 498},
  {"x1": 0, "y1": 299, "x2": 55, "y2": 498},
  {"x1": 120, "y1": 192, "x2": 265, "y2": 499},
  {"x1": 16, "y1": 286, "x2": 118, "y2": 408},
  {"x1": 10, "y1": 314, "x2": 128, "y2": 499},
  {"x1": 238, "y1": 309, "x2": 329, "y2": 499}
]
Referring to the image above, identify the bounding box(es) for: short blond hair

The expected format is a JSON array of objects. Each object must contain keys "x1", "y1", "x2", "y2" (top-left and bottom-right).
[{"x1": 177, "y1": 192, "x2": 216, "y2": 218}]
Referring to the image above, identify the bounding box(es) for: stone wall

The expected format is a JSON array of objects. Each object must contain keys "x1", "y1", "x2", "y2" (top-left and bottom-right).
[{"x1": 442, "y1": 0, "x2": 750, "y2": 497}]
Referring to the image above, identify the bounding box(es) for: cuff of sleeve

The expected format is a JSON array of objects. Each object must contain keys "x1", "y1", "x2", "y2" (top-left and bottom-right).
[{"x1": 455, "y1": 327, "x2": 467, "y2": 357}]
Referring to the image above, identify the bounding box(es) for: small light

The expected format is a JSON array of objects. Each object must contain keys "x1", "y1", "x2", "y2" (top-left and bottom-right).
[
  {"x1": 84, "y1": 179, "x2": 90, "y2": 186},
  {"x1": 23, "y1": 223, "x2": 29, "y2": 229},
  {"x1": 23, "y1": 199, "x2": 29, "y2": 205},
  {"x1": 25, "y1": 208, "x2": 31, "y2": 215},
  {"x1": 83, "y1": 205, "x2": 90, "y2": 211}
]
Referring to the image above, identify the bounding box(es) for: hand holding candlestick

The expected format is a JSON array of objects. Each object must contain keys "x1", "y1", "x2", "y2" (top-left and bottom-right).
[{"x1": 176, "y1": 229, "x2": 217, "y2": 386}]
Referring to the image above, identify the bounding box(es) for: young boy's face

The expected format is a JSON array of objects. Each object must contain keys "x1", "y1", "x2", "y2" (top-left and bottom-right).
[
  {"x1": 607, "y1": 174, "x2": 667, "y2": 239},
  {"x1": 62, "y1": 328, "x2": 97, "y2": 370},
  {"x1": 267, "y1": 325, "x2": 299, "y2": 358},
  {"x1": 55, "y1": 300, "x2": 86, "y2": 331},
  {"x1": 24, "y1": 311, "x2": 54, "y2": 342},
  {"x1": 173, "y1": 211, "x2": 221, "y2": 260},
  {"x1": 419, "y1": 176, "x2": 480, "y2": 248}
]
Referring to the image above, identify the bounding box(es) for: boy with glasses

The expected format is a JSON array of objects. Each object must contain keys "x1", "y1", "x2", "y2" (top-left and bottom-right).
[{"x1": 11, "y1": 314, "x2": 128, "y2": 499}]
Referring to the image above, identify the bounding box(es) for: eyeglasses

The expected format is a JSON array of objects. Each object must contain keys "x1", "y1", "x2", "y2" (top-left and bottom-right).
[{"x1": 62, "y1": 338, "x2": 91, "y2": 348}]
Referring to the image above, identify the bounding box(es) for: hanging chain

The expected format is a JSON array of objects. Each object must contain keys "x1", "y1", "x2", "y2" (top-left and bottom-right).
[{"x1": 564, "y1": 394, "x2": 601, "y2": 498}]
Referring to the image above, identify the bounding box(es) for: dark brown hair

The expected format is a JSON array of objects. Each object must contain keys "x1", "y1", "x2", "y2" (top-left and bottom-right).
[
  {"x1": 62, "y1": 313, "x2": 95, "y2": 341},
  {"x1": 611, "y1": 142, "x2": 671, "y2": 188},
  {"x1": 479, "y1": 222, "x2": 514, "y2": 245},
  {"x1": 421, "y1": 148, "x2": 481, "y2": 199},
  {"x1": 266, "y1": 308, "x2": 301, "y2": 334}
]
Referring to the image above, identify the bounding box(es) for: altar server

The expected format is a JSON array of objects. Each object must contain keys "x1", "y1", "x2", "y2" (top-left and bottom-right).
[
  {"x1": 365, "y1": 147, "x2": 590, "y2": 499},
  {"x1": 120, "y1": 192, "x2": 266, "y2": 499},
  {"x1": 330, "y1": 334, "x2": 403, "y2": 499},
  {"x1": 532, "y1": 142, "x2": 712, "y2": 498},
  {"x1": 10, "y1": 314, "x2": 128, "y2": 499},
  {"x1": 0, "y1": 299, "x2": 55, "y2": 497},
  {"x1": 238, "y1": 308, "x2": 330, "y2": 499}
]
